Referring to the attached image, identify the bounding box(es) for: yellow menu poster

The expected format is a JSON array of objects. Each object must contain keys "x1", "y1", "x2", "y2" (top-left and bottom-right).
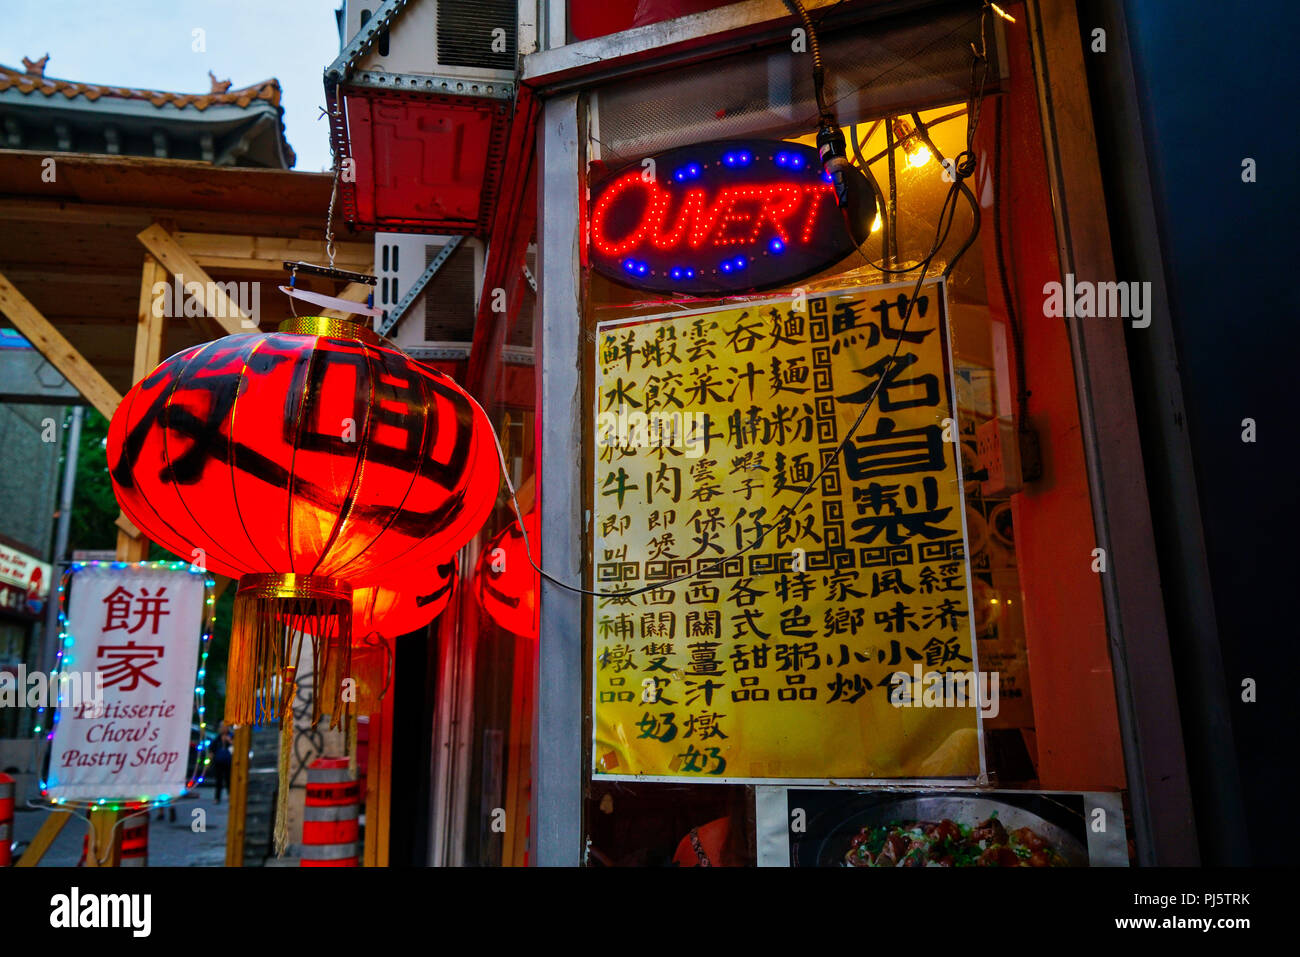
[{"x1": 592, "y1": 280, "x2": 983, "y2": 781}]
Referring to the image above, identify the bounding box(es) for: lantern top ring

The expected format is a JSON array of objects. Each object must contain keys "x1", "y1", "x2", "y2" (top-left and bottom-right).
[
  {"x1": 235, "y1": 573, "x2": 353, "y2": 602},
  {"x1": 277, "y1": 315, "x2": 382, "y2": 345}
]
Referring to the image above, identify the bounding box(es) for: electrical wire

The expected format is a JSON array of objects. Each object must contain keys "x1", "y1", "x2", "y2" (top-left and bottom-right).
[
  {"x1": 991, "y1": 96, "x2": 1030, "y2": 425},
  {"x1": 850, "y1": 127, "x2": 890, "y2": 266},
  {"x1": 795, "y1": 7, "x2": 987, "y2": 134},
  {"x1": 24, "y1": 798, "x2": 142, "y2": 866},
  {"x1": 783, "y1": 0, "x2": 831, "y2": 122}
]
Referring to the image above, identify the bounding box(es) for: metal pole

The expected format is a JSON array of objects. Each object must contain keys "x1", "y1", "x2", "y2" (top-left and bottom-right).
[
  {"x1": 885, "y1": 119, "x2": 899, "y2": 265},
  {"x1": 533, "y1": 92, "x2": 585, "y2": 866},
  {"x1": 35, "y1": 405, "x2": 81, "y2": 701}
]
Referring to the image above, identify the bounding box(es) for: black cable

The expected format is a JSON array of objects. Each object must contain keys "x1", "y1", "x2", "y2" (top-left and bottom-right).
[
  {"x1": 904, "y1": 111, "x2": 982, "y2": 280},
  {"x1": 991, "y1": 97, "x2": 1029, "y2": 425},
  {"x1": 843, "y1": 112, "x2": 973, "y2": 276},
  {"x1": 850, "y1": 123, "x2": 889, "y2": 265},
  {"x1": 795, "y1": 9, "x2": 985, "y2": 133},
  {"x1": 885, "y1": 117, "x2": 900, "y2": 264},
  {"x1": 783, "y1": 0, "x2": 831, "y2": 121}
]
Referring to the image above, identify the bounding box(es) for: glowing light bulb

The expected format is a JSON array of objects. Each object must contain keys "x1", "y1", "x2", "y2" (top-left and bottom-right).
[
  {"x1": 871, "y1": 212, "x2": 883, "y2": 234},
  {"x1": 891, "y1": 117, "x2": 933, "y2": 169}
]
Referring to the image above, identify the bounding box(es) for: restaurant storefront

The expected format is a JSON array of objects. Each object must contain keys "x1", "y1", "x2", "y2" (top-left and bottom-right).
[
  {"x1": 322, "y1": 0, "x2": 1204, "y2": 867},
  {"x1": 3, "y1": 0, "x2": 1279, "y2": 885},
  {"x1": 514, "y1": 0, "x2": 1189, "y2": 867}
]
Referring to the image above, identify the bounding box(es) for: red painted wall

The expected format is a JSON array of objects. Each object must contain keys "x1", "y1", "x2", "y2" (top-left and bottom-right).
[
  {"x1": 568, "y1": 0, "x2": 739, "y2": 42},
  {"x1": 980, "y1": 9, "x2": 1127, "y2": 789}
]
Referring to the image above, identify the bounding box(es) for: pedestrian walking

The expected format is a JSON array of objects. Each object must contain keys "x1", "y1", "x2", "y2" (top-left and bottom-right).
[{"x1": 210, "y1": 722, "x2": 234, "y2": 804}]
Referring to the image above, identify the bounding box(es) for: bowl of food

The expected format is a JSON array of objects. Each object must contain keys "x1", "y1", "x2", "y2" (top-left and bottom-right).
[{"x1": 810, "y1": 793, "x2": 1089, "y2": 867}]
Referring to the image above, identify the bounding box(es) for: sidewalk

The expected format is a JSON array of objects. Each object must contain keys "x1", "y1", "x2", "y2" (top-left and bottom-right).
[{"x1": 11, "y1": 783, "x2": 230, "y2": 867}]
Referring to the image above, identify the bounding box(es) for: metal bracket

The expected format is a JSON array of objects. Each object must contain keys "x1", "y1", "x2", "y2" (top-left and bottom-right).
[
  {"x1": 522, "y1": 263, "x2": 537, "y2": 293},
  {"x1": 324, "y1": 0, "x2": 413, "y2": 92},
  {"x1": 348, "y1": 70, "x2": 515, "y2": 101},
  {"x1": 377, "y1": 236, "x2": 464, "y2": 338}
]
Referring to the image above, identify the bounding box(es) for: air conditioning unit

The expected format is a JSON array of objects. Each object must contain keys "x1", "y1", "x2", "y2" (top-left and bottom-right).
[
  {"x1": 373, "y1": 233, "x2": 538, "y2": 354},
  {"x1": 343, "y1": 0, "x2": 518, "y2": 82},
  {"x1": 329, "y1": 0, "x2": 519, "y2": 234},
  {"x1": 372, "y1": 231, "x2": 484, "y2": 357}
]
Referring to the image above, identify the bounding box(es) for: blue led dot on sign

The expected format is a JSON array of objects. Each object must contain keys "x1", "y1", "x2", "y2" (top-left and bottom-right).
[
  {"x1": 622, "y1": 259, "x2": 637, "y2": 273},
  {"x1": 769, "y1": 237, "x2": 785, "y2": 254},
  {"x1": 673, "y1": 163, "x2": 702, "y2": 182}
]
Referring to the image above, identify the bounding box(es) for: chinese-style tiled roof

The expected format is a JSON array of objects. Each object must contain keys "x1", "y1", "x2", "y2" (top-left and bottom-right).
[
  {"x1": 0, "y1": 60, "x2": 295, "y2": 168},
  {"x1": 0, "y1": 62, "x2": 284, "y2": 111}
]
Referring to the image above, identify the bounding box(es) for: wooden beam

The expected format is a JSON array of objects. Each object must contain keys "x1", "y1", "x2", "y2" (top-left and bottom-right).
[
  {"x1": 116, "y1": 512, "x2": 140, "y2": 539},
  {"x1": 320, "y1": 279, "x2": 376, "y2": 320},
  {"x1": 115, "y1": 511, "x2": 147, "y2": 561},
  {"x1": 15, "y1": 810, "x2": 72, "y2": 866},
  {"x1": 0, "y1": 270, "x2": 123, "y2": 419},
  {"x1": 84, "y1": 808, "x2": 122, "y2": 867},
  {"x1": 133, "y1": 255, "x2": 167, "y2": 384},
  {"x1": 179, "y1": 232, "x2": 371, "y2": 271},
  {"x1": 226, "y1": 724, "x2": 251, "y2": 867},
  {"x1": 0, "y1": 198, "x2": 327, "y2": 236},
  {"x1": 503, "y1": 641, "x2": 535, "y2": 867},
  {"x1": 116, "y1": 535, "x2": 148, "y2": 562},
  {"x1": 111, "y1": 259, "x2": 170, "y2": 563},
  {"x1": 135, "y1": 224, "x2": 252, "y2": 336},
  {"x1": 0, "y1": 268, "x2": 139, "y2": 287},
  {"x1": 363, "y1": 691, "x2": 394, "y2": 867},
  {"x1": 116, "y1": 528, "x2": 147, "y2": 562}
]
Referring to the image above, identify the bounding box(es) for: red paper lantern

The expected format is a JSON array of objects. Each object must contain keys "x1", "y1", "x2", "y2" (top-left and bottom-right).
[
  {"x1": 106, "y1": 317, "x2": 499, "y2": 729},
  {"x1": 342, "y1": 556, "x2": 458, "y2": 715},
  {"x1": 475, "y1": 510, "x2": 540, "y2": 640},
  {"x1": 353, "y1": 555, "x2": 458, "y2": 640}
]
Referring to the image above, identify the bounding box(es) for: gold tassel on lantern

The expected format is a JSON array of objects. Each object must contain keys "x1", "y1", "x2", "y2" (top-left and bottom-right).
[
  {"x1": 228, "y1": 574, "x2": 352, "y2": 858},
  {"x1": 275, "y1": 685, "x2": 294, "y2": 857},
  {"x1": 327, "y1": 631, "x2": 393, "y2": 721},
  {"x1": 226, "y1": 574, "x2": 353, "y2": 729},
  {"x1": 346, "y1": 715, "x2": 358, "y2": 776}
]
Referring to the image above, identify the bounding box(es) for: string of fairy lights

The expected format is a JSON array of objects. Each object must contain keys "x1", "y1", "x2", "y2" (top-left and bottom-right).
[{"x1": 32, "y1": 560, "x2": 216, "y2": 815}]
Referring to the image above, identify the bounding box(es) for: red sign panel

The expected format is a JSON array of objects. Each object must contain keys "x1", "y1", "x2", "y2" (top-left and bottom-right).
[
  {"x1": 588, "y1": 139, "x2": 854, "y2": 295},
  {"x1": 0, "y1": 540, "x2": 50, "y2": 620},
  {"x1": 340, "y1": 88, "x2": 509, "y2": 235}
]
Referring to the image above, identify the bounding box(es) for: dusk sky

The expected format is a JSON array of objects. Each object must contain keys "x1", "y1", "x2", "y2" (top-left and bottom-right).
[{"x1": 1, "y1": 0, "x2": 342, "y2": 171}]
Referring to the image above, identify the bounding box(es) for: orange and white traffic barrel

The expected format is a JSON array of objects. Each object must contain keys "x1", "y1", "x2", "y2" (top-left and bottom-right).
[
  {"x1": 120, "y1": 812, "x2": 148, "y2": 866},
  {"x1": 0, "y1": 773, "x2": 13, "y2": 867},
  {"x1": 301, "y1": 757, "x2": 358, "y2": 867}
]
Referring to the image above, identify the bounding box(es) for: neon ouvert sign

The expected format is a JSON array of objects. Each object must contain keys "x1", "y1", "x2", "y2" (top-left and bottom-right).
[{"x1": 588, "y1": 139, "x2": 856, "y2": 295}]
